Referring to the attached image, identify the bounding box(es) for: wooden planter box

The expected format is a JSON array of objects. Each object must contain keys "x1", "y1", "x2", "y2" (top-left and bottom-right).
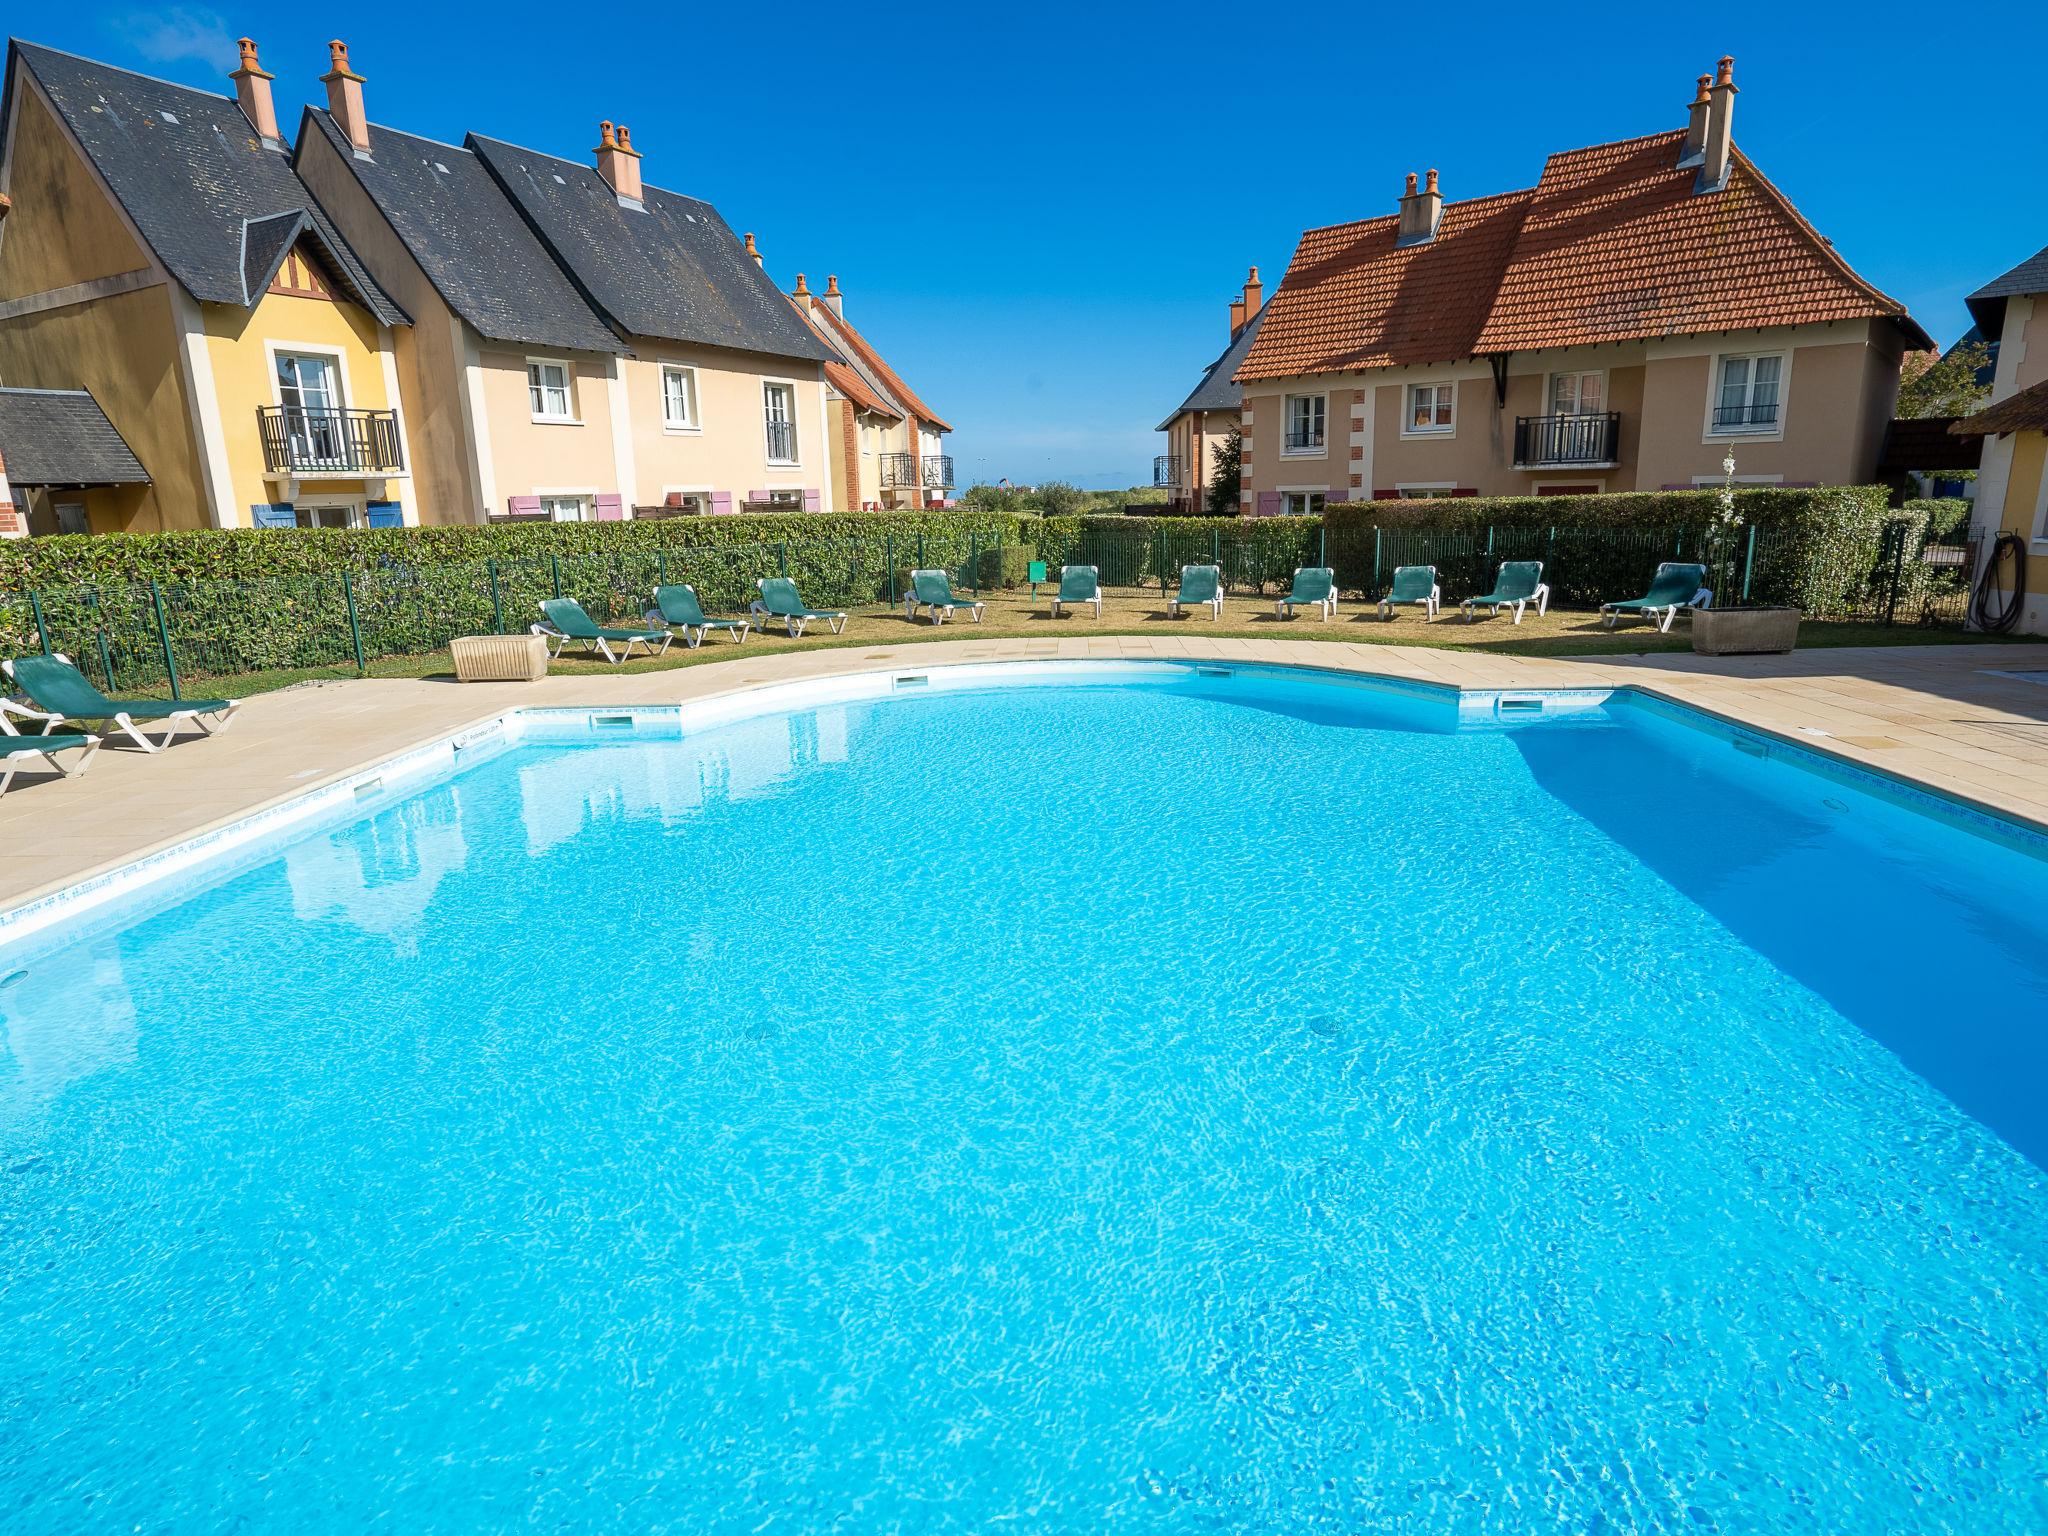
[
  {"x1": 450, "y1": 633, "x2": 550, "y2": 682},
  {"x1": 1691, "y1": 606, "x2": 1800, "y2": 656}
]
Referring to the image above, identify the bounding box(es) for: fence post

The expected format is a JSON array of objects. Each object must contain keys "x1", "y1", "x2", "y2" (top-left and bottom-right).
[
  {"x1": 551, "y1": 554, "x2": 562, "y2": 600},
  {"x1": 1884, "y1": 524, "x2": 1907, "y2": 625},
  {"x1": 1373, "y1": 528, "x2": 1382, "y2": 591},
  {"x1": 1319, "y1": 523, "x2": 1327, "y2": 569},
  {"x1": 971, "y1": 531, "x2": 981, "y2": 597},
  {"x1": 149, "y1": 578, "x2": 181, "y2": 701},
  {"x1": 657, "y1": 550, "x2": 667, "y2": 587},
  {"x1": 489, "y1": 559, "x2": 505, "y2": 634},
  {"x1": 1158, "y1": 526, "x2": 1168, "y2": 595},
  {"x1": 89, "y1": 587, "x2": 115, "y2": 688},
  {"x1": 887, "y1": 533, "x2": 897, "y2": 607},
  {"x1": 917, "y1": 531, "x2": 926, "y2": 569},
  {"x1": 1741, "y1": 524, "x2": 1757, "y2": 603},
  {"x1": 28, "y1": 589, "x2": 50, "y2": 654},
  {"x1": 342, "y1": 571, "x2": 367, "y2": 673},
  {"x1": 777, "y1": 541, "x2": 788, "y2": 577},
  {"x1": 1487, "y1": 525, "x2": 1495, "y2": 559}
]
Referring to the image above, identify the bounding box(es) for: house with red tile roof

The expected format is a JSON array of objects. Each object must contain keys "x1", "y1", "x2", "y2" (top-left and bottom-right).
[
  {"x1": 1232, "y1": 59, "x2": 1931, "y2": 512},
  {"x1": 787, "y1": 274, "x2": 953, "y2": 510}
]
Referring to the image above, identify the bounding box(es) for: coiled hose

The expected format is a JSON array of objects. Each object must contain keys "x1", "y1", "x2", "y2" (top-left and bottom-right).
[{"x1": 1971, "y1": 531, "x2": 2027, "y2": 634}]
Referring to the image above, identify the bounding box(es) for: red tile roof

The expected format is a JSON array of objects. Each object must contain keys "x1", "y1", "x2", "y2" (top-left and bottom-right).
[
  {"x1": 1238, "y1": 129, "x2": 1928, "y2": 383},
  {"x1": 809, "y1": 301, "x2": 952, "y2": 433}
]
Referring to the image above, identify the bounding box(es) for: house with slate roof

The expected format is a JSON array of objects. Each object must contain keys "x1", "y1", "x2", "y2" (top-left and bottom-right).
[
  {"x1": 298, "y1": 40, "x2": 839, "y2": 522},
  {"x1": 1953, "y1": 240, "x2": 2048, "y2": 631},
  {"x1": 786, "y1": 271, "x2": 953, "y2": 511},
  {"x1": 1233, "y1": 59, "x2": 1931, "y2": 512},
  {"x1": 0, "y1": 38, "x2": 413, "y2": 533},
  {"x1": 1155, "y1": 268, "x2": 1264, "y2": 514}
]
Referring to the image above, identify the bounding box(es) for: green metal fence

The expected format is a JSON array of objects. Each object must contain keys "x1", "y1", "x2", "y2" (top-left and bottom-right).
[{"x1": 0, "y1": 519, "x2": 1976, "y2": 697}]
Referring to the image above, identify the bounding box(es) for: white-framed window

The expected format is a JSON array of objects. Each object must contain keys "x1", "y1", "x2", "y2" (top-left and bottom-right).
[
  {"x1": 1405, "y1": 382, "x2": 1455, "y2": 434},
  {"x1": 527, "y1": 359, "x2": 575, "y2": 422},
  {"x1": 1281, "y1": 491, "x2": 1326, "y2": 515},
  {"x1": 541, "y1": 495, "x2": 588, "y2": 522},
  {"x1": 1548, "y1": 371, "x2": 1605, "y2": 416},
  {"x1": 293, "y1": 504, "x2": 359, "y2": 529},
  {"x1": 1397, "y1": 483, "x2": 1460, "y2": 499},
  {"x1": 274, "y1": 350, "x2": 347, "y2": 465},
  {"x1": 1283, "y1": 393, "x2": 1326, "y2": 454},
  {"x1": 1712, "y1": 353, "x2": 1784, "y2": 435},
  {"x1": 660, "y1": 364, "x2": 699, "y2": 431},
  {"x1": 763, "y1": 381, "x2": 798, "y2": 464}
]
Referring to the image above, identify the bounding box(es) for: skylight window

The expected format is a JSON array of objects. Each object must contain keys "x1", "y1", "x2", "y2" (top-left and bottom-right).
[{"x1": 160, "y1": 110, "x2": 179, "y2": 124}]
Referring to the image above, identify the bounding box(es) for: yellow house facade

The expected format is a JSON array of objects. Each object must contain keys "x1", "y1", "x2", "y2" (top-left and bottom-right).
[
  {"x1": 1957, "y1": 243, "x2": 2048, "y2": 631},
  {"x1": 0, "y1": 39, "x2": 414, "y2": 534}
]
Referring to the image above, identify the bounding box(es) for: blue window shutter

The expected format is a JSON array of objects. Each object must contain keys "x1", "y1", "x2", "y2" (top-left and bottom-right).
[
  {"x1": 365, "y1": 501, "x2": 403, "y2": 528},
  {"x1": 251, "y1": 503, "x2": 296, "y2": 529}
]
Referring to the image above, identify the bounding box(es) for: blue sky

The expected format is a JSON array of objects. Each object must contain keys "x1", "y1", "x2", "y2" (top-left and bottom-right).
[{"x1": 37, "y1": 0, "x2": 2048, "y2": 487}]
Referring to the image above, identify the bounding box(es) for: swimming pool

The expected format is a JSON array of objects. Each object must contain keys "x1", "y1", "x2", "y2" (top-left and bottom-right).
[{"x1": 3, "y1": 662, "x2": 2046, "y2": 1530}]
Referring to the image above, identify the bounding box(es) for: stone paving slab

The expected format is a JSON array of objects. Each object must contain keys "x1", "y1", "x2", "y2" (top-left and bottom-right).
[{"x1": 7, "y1": 640, "x2": 2048, "y2": 918}]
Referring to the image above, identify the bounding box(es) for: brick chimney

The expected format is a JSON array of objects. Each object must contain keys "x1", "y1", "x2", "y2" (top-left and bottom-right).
[
  {"x1": 1242, "y1": 265, "x2": 1263, "y2": 321},
  {"x1": 595, "y1": 122, "x2": 643, "y2": 206},
  {"x1": 744, "y1": 232, "x2": 763, "y2": 268},
  {"x1": 1677, "y1": 72, "x2": 1712, "y2": 169},
  {"x1": 321, "y1": 41, "x2": 370, "y2": 155},
  {"x1": 1397, "y1": 170, "x2": 1442, "y2": 247},
  {"x1": 1695, "y1": 56, "x2": 1737, "y2": 194},
  {"x1": 229, "y1": 38, "x2": 281, "y2": 148},
  {"x1": 1229, "y1": 294, "x2": 1245, "y2": 337},
  {"x1": 822, "y1": 274, "x2": 843, "y2": 319}
]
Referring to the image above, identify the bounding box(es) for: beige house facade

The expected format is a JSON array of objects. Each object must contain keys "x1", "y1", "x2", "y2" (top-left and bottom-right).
[
  {"x1": 1157, "y1": 268, "x2": 1263, "y2": 513},
  {"x1": 1236, "y1": 61, "x2": 1927, "y2": 514},
  {"x1": 1956, "y1": 244, "x2": 2048, "y2": 630}
]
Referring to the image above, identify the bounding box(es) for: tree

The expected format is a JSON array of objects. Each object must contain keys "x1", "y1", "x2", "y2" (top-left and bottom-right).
[
  {"x1": 1206, "y1": 426, "x2": 1242, "y2": 516},
  {"x1": 1897, "y1": 341, "x2": 1992, "y2": 419},
  {"x1": 1032, "y1": 480, "x2": 1084, "y2": 517}
]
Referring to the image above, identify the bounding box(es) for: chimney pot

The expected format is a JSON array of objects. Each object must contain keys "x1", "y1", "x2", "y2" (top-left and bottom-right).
[
  {"x1": 320, "y1": 40, "x2": 370, "y2": 155},
  {"x1": 744, "y1": 232, "x2": 763, "y2": 268},
  {"x1": 822, "y1": 274, "x2": 843, "y2": 318},
  {"x1": 1229, "y1": 295, "x2": 1246, "y2": 339},
  {"x1": 594, "y1": 118, "x2": 643, "y2": 204},
  {"x1": 793, "y1": 273, "x2": 811, "y2": 297},
  {"x1": 1397, "y1": 169, "x2": 1443, "y2": 247},
  {"x1": 1679, "y1": 72, "x2": 1713, "y2": 166},
  {"x1": 1242, "y1": 264, "x2": 1264, "y2": 322},
  {"x1": 1696, "y1": 55, "x2": 1738, "y2": 193},
  {"x1": 229, "y1": 36, "x2": 281, "y2": 147}
]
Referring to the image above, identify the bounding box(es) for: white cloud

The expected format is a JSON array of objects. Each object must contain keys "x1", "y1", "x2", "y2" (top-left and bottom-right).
[{"x1": 111, "y1": 7, "x2": 236, "y2": 72}]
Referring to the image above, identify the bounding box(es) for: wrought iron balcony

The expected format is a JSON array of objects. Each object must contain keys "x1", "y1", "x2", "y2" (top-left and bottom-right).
[
  {"x1": 258, "y1": 406, "x2": 403, "y2": 474},
  {"x1": 765, "y1": 419, "x2": 797, "y2": 463},
  {"x1": 1283, "y1": 429, "x2": 1325, "y2": 452},
  {"x1": 879, "y1": 452, "x2": 956, "y2": 490},
  {"x1": 1712, "y1": 402, "x2": 1781, "y2": 433},
  {"x1": 1154, "y1": 454, "x2": 1185, "y2": 489},
  {"x1": 1513, "y1": 412, "x2": 1621, "y2": 468}
]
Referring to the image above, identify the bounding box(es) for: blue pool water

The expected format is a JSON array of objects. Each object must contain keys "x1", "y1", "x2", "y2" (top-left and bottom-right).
[{"x1": 4, "y1": 664, "x2": 2047, "y2": 1531}]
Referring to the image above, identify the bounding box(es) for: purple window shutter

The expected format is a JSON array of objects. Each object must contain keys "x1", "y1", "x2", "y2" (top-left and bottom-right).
[
  {"x1": 709, "y1": 491, "x2": 734, "y2": 516},
  {"x1": 594, "y1": 494, "x2": 624, "y2": 522},
  {"x1": 1255, "y1": 491, "x2": 1283, "y2": 518},
  {"x1": 507, "y1": 495, "x2": 542, "y2": 519},
  {"x1": 802, "y1": 488, "x2": 822, "y2": 513},
  {"x1": 1324, "y1": 489, "x2": 1348, "y2": 505},
  {"x1": 748, "y1": 489, "x2": 769, "y2": 504}
]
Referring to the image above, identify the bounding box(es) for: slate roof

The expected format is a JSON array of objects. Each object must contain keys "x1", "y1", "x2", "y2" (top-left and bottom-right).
[
  {"x1": 4, "y1": 41, "x2": 404, "y2": 326},
  {"x1": 1158, "y1": 308, "x2": 1264, "y2": 430},
  {"x1": 1965, "y1": 242, "x2": 2048, "y2": 334},
  {"x1": 300, "y1": 111, "x2": 624, "y2": 355},
  {"x1": 804, "y1": 299, "x2": 950, "y2": 431},
  {"x1": 0, "y1": 386, "x2": 149, "y2": 485},
  {"x1": 467, "y1": 134, "x2": 835, "y2": 365},
  {"x1": 1951, "y1": 378, "x2": 2048, "y2": 438},
  {"x1": 1239, "y1": 128, "x2": 1928, "y2": 382}
]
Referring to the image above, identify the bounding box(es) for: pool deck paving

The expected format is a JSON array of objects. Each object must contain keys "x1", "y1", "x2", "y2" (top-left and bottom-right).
[{"x1": 8, "y1": 638, "x2": 2048, "y2": 917}]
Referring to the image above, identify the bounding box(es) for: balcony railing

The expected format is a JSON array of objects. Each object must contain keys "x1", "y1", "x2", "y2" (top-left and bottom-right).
[
  {"x1": 765, "y1": 419, "x2": 797, "y2": 463},
  {"x1": 258, "y1": 406, "x2": 403, "y2": 474},
  {"x1": 1154, "y1": 454, "x2": 1185, "y2": 489},
  {"x1": 1283, "y1": 429, "x2": 1325, "y2": 452},
  {"x1": 1712, "y1": 402, "x2": 1781, "y2": 433},
  {"x1": 880, "y1": 452, "x2": 956, "y2": 490},
  {"x1": 1513, "y1": 412, "x2": 1621, "y2": 468}
]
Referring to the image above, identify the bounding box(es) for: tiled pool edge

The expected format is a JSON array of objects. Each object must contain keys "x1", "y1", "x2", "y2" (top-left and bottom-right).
[{"x1": 9, "y1": 654, "x2": 2048, "y2": 953}]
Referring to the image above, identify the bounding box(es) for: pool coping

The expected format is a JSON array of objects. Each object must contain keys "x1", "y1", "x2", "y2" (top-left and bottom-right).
[{"x1": 7, "y1": 643, "x2": 2048, "y2": 952}]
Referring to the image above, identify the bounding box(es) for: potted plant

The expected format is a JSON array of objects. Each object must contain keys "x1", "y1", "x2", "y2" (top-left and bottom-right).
[{"x1": 1691, "y1": 453, "x2": 1799, "y2": 654}]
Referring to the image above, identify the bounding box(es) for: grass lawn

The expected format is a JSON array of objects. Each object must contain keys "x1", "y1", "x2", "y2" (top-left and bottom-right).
[{"x1": 134, "y1": 588, "x2": 2029, "y2": 700}]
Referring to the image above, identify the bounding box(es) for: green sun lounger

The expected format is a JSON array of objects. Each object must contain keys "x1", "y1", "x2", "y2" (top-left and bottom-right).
[
  {"x1": 752, "y1": 577, "x2": 847, "y2": 638},
  {"x1": 1050, "y1": 564, "x2": 1101, "y2": 618},
  {"x1": 0, "y1": 711, "x2": 101, "y2": 795},
  {"x1": 533, "y1": 598, "x2": 672, "y2": 664},
  {"x1": 1377, "y1": 564, "x2": 1440, "y2": 620},
  {"x1": 1168, "y1": 563, "x2": 1224, "y2": 620},
  {"x1": 1601, "y1": 562, "x2": 1711, "y2": 632},
  {"x1": 1461, "y1": 560, "x2": 1550, "y2": 625},
  {"x1": 1276, "y1": 567, "x2": 1338, "y2": 621},
  {"x1": 905, "y1": 568, "x2": 985, "y2": 626},
  {"x1": 648, "y1": 584, "x2": 750, "y2": 647},
  {"x1": 3, "y1": 653, "x2": 238, "y2": 752}
]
